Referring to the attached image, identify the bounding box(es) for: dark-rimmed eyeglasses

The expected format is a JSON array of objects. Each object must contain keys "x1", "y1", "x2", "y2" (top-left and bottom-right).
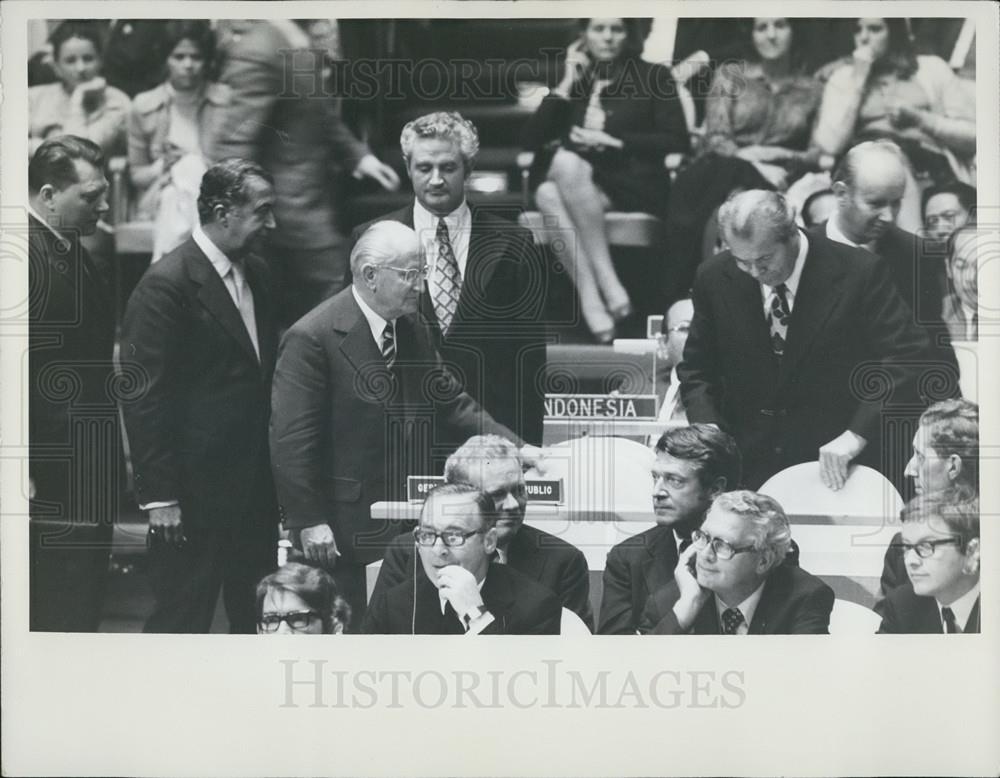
[
  {"x1": 413, "y1": 528, "x2": 483, "y2": 547},
  {"x1": 691, "y1": 529, "x2": 757, "y2": 561},
  {"x1": 896, "y1": 537, "x2": 964, "y2": 559},
  {"x1": 258, "y1": 610, "x2": 320, "y2": 633}
]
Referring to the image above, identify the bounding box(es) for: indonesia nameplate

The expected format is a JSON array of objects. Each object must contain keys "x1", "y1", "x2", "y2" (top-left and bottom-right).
[{"x1": 544, "y1": 393, "x2": 658, "y2": 420}]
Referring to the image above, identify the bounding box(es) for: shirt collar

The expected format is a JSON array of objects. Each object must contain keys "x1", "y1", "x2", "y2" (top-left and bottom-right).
[
  {"x1": 28, "y1": 204, "x2": 70, "y2": 247},
  {"x1": 939, "y1": 582, "x2": 980, "y2": 632},
  {"x1": 192, "y1": 225, "x2": 234, "y2": 281},
  {"x1": 761, "y1": 230, "x2": 808, "y2": 301},
  {"x1": 413, "y1": 198, "x2": 470, "y2": 243},
  {"x1": 439, "y1": 574, "x2": 487, "y2": 615},
  {"x1": 826, "y1": 214, "x2": 876, "y2": 253},
  {"x1": 715, "y1": 579, "x2": 767, "y2": 629},
  {"x1": 351, "y1": 285, "x2": 391, "y2": 346}
]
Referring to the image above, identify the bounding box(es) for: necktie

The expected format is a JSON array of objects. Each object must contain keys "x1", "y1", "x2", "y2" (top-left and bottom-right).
[
  {"x1": 721, "y1": 607, "x2": 745, "y2": 634},
  {"x1": 381, "y1": 322, "x2": 396, "y2": 369},
  {"x1": 941, "y1": 606, "x2": 959, "y2": 633},
  {"x1": 768, "y1": 283, "x2": 791, "y2": 357},
  {"x1": 227, "y1": 264, "x2": 260, "y2": 361},
  {"x1": 432, "y1": 218, "x2": 462, "y2": 336}
]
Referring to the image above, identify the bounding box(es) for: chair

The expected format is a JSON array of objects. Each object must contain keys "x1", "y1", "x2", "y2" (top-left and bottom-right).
[
  {"x1": 108, "y1": 156, "x2": 154, "y2": 255},
  {"x1": 758, "y1": 462, "x2": 904, "y2": 519},
  {"x1": 559, "y1": 607, "x2": 593, "y2": 635},
  {"x1": 829, "y1": 598, "x2": 881, "y2": 635}
]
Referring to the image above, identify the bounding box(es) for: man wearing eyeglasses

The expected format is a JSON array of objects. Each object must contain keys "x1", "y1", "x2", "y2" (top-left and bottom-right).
[
  {"x1": 639, "y1": 491, "x2": 833, "y2": 635},
  {"x1": 362, "y1": 483, "x2": 561, "y2": 634},
  {"x1": 271, "y1": 222, "x2": 530, "y2": 630},
  {"x1": 877, "y1": 495, "x2": 979, "y2": 633},
  {"x1": 371, "y1": 434, "x2": 592, "y2": 627}
]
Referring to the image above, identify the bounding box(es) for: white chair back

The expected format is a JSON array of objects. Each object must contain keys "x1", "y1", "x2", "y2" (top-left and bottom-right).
[
  {"x1": 829, "y1": 598, "x2": 881, "y2": 635},
  {"x1": 758, "y1": 462, "x2": 903, "y2": 518},
  {"x1": 559, "y1": 607, "x2": 592, "y2": 635}
]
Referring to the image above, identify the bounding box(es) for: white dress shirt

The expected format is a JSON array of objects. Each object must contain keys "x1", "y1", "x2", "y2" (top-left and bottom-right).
[
  {"x1": 938, "y1": 582, "x2": 980, "y2": 633},
  {"x1": 413, "y1": 198, "x2": 471, "y2": 292},
  {"x1": 657, "y1": 366, "x2": 688, "y2": 425},
  {"x1": 714, "y1": 581, "x2": 766, "y2": 635},
  {"x1": 759, "y1": 231, "x2": 809, "y2": 317},
  {"x1": 192, "y1": 226, "x2": 259, "y2": 359},
  {"x1": 351, "y1": 285, "x2": 393, "y2": 349}
]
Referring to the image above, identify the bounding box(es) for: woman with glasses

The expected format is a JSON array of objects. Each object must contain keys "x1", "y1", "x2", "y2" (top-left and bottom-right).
[
  {"x1": 877, "y1": 495, "x2": 980, "y2": 633},
  {"x1": 256, "y1": 562, "x2": 352, "y2": 635}
]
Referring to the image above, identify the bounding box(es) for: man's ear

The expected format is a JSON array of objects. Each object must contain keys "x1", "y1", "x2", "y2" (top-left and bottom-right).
[
  {"x1": 831, "y1": 180, "x2": 850, "y2": 206},
  {"x1": 361, "y1": 263, "x2": 378, "y2": 289},
  {"x1": 38, "y1": 183, "x2": 59, "y2": 211},
  {"x1": 963, "y1": 537, "x2": 980, "y2": 575},
  {"x1": 707, "y1": 476, "x2": 727, "y2": 499},
  {"x1": 756, "y1": 546, "x2": 778, "y2": 575},
  {"x1": 483, "y1": 526, "x2": 498, "y2": 555},
  {"x1": 213, "y1": 203, "x2": 228, "y2": 226},
  {"x1": 945, "y1": 454, "x2": 964, "y2": 483}
]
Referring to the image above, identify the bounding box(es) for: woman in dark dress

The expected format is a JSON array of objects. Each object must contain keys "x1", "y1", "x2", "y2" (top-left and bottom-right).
[{"x1": 522, "y1": 18, "x2": 689, "y2": 342}]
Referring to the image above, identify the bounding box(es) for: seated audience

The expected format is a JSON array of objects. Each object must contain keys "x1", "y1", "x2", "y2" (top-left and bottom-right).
[
  {"x1": 372, "y1": 435, "x2": 591, "y2": 626},
  {"x1": 922, "y1": 181, "x2": 976, "y2": 245},
  {"x1": 639, "y1": 491, "x2": 834, "y2": 635},
  {"x1": 877, "y1": 399, "x2": 978, "y2": 606},
  {"x1": 599, "y1": 425, "x2": 741, "y2": 635},
  {"x1": 942, "y1": 225, "x2": 981, "y2": 342},
  {"x1": 29, "y1": 22, "x2": 130, "y2": 158},
  {"x1": 128, "y1": 21, "x2": 221, "y2": 261},
  {"x1": 363, "y1": 484, "x2": 562, "y2": 635},
  {"x1": 654, "y1": 298, "x2": 693, "y2": 425},
  {"x1": 813, "y1": 18, "x2": 976, "y2": 190},
  {"x1": 521, "y1": 18, "x2": 689, "y2": 342},
  {"x1": 662, "y1": 17, "x2": 822, "y2": 303},
  {"x1": 256, "y1": 562, "x2": 351, "y2": 635},
  {"x1": 877, "y1": 494, "x2": 980, "y2": 634}
]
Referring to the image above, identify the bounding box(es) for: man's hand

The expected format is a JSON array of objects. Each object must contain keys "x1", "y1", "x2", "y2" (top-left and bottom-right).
[
  {"x1": 672, "y1": 543, "x2": 710, "y2": 631},
  {"x1": 300, "y1": 523, "x2": 340, "y2": 569},
  {"x1": 818, "y1": 430, "x2": 868, "y2": 491},
  {"x1": 354, "y1": 154, "x2": 400, "y2": 191},
  {"x1": 148, "y1": 505, "x2": 185, "y2": 547},
  {"x1": 436, "y1": 565, "x2": 485, "y2": 622},
  {"x1": 568, "y1": 125, "x2": 622, "y2": 151}
]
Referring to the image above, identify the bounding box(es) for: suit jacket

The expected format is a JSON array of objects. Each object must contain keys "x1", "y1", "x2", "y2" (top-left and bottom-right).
[
  {"x1": 877, "y1": 583, "x2": 981, "y2": 633},
  {"x1": 362, "y1": 562, "x2": 562, "y2": 635},
  {"x1": 678, "y1": 232, "x2": 930, "y2": 488},
  {"x1": 28, "y1": 215, "x2": 121, "y2": 521},
  {"x1": 352, "y1": 204, "x2": 547, "y2": 445},
  {"x1": 372, "y1": 524, "x2": 592, "y2": 628},
  {"x1": 640, "y1": 563, "x2": 835, "y2": 635},
  {"x1": 120, "y1": 237, "x2": 279, "y2": 532},
  {"x1": 269, "y1": 287, "x2": 519, "y2": 565},
  {"x1": 203, "y1": 20, "x2": 368, "y2": 249}
]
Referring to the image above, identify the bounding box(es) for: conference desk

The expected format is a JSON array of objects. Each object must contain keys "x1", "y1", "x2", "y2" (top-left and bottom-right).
[{"x1": 366, "y1": 502, "x2": 896, "y2": 610}]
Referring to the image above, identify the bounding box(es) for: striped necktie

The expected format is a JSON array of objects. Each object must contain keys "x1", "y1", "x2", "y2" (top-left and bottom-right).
[
  {"x1": 432, "y1": 218, "x2": 462, "y2": 336},
  {"x1": 381, "y1": 322, "x2": 396, "y2": 369}
]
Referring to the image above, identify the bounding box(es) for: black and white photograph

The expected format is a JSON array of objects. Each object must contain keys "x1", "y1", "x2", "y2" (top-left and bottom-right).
[{"x1": 2, "y1": 1, "x2": 998, "y2": 775}]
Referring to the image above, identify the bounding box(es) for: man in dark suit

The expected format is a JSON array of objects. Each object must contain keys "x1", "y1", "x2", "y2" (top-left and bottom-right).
[
  {"x1": 204, "y1": 19, "x2": 399, "y2": 327},
  {"x1": 598, "y1": 424, "x2": 741, "y2": 635},
  {"x1": 640, "y1": 491, "x2": 833, "y2": 635},
  {"x1": 372, "y1": 434, "x2": 591, "y2": 627},
  {"x1": 353, "y1": 111, "x2": 546, "y2": 444},
  {"x1": 363, "y1": 484, "x2": 561, "y2": 635},
  {"x1": 678, "y1": 189, "x2": 930, "y2": 490},
  {"x1": 120, "y1": 159, "x2": 280, "y2": 633},
  {"x1": 28, "y1": 136, "x2": 120, "y2": 631},
  {"x1": 878, "y1": 494, "x2": 980, "y2": 634},
  {"x1": 270, "y1": 221, "x2": 529, "y2": 628}
]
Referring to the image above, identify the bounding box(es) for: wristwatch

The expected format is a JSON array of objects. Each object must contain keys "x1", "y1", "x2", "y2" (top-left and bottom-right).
[{"x1": 463, "y1": 605, "x2": 490, "y2": 629}]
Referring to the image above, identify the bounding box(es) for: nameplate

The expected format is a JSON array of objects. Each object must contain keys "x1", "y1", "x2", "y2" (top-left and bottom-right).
[
  {"x1": 406, "y1": 476, "x2": 564, "y2": 505},
  {"x1": 544, "y1": 393, "x2": 658, "y2": 420},
  {"x1": 407, "y1": 476, "x2": 445, "y2": 502}
]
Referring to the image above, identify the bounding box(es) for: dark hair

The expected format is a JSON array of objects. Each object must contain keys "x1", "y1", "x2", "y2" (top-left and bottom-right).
[
  {"x1": 654, "y1": 424, "x2": 742, "y2": 490},
  {"x1": 921, "y1": 182, "x2": 977, "y2": 220},
  {"x1": 901, "y1": 494, "x2": 979, "y2": 552},
  {"x1": 575, "y1": 18, "x2": 648, "y2": 61},
  {"x1": 801, "y1": 189, "x2": 836, "y2": 227},
  {"x1": 29, "y1": 135, "x2": 105, "y2": 193},
  {"x1": 919, "y1": 399, "x2": 979, "y2": 493},
  {"x1": 50, "y1": 21, "x2": 104, "y2": 61},
  {"x1": 197, "y1": 158, "x2": 273, "y2": 222},
  {"x1": 422, "y1": 482, "x2": 496, "y2": 530},
  {"x1": 742, "y1": 17, "x2": 808, "y2": 73},
  {"x1": 255, "y1": 562, "x2": 351, "y2": 634},
  {"x1": 861, "y1": 18, "x2": 918, "y2": 81},
  {"x1": 161, "y1": 20, "x2": 216, "y2": 68}
]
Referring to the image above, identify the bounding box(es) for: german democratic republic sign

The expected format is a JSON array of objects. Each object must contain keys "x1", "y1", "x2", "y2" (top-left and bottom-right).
[{"x1": 407, "y1": 476, "x2": 563, "y2": 504}]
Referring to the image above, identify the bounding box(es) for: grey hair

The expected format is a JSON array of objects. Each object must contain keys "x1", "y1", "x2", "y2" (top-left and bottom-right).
[
  {"x1": 349, "y1": 221, "x2": 420, "y2": 277},
  {"x1": 444, "y1": 435, "x2": 523, "y2": 485},
  {"x1": 710, "y1": 490, "x2": 792, "y2": 562},
  {"x1": 832, "y1": 140, "x2": 909, "y2": 189},
  {"x1": 718, "y1": 190, "x2": 798, "y2": 244},
  {"x1": 400, "y1": 111, "x2": 480, "y2": 167}
]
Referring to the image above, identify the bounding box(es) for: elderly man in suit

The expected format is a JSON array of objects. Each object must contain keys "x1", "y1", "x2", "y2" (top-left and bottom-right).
[
  {"x1": 121, "y1": 158, "x2": 280, "y2": 633},
  {"x1": 270, "y1": 221, "x2": 531, "y2": 628},
  {"x1": 371, "y1": 434, "x2": 592, "y2": 627},
  {"x1": 679, "y1": 189, "x2": 930, "y2": 490},
  {"x1": 28, "y1": 135, "x2": 120, "y2": 631},
  {"x1": 878, "y1": 494, "x2": 980, "y2": 634},
  {"x1": 353, "y1": 111, "x2": 547, "y2": 445},
  {"x1": 204, "y1": 19, "x2": 399, "y2": 327},
  {"x1": 598, "y1": 424, "x2": 741, "y2": 635},
  {"x1": 640, "y1": 491, "x2": 833, "y2": 635},
  {"x1": 363, "y1": 483, "x2": 561, "y2": 634}
]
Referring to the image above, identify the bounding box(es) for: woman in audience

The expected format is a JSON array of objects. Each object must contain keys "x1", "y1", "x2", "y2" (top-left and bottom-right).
[
  {"x1": 813, "y1": 18, "x2": 976, "y2": 188},
  {"x1": 942, "y1": 225, "x2": 980, "y2": 342},
  {"x1": 128, "y1": 21, "x2": 221, "y2": 260},
  {"x1": 522, "y1": 18, "x2": 689, "y2": 343},
  {"x1": 661, "y1": 18, "x2": 823, "y2": 304},
  {"x1": 256, "y1": 563, "x2": 352, "y2": 635},
  {"x1": 29, "y1": 22, "x2": 130, "y2": 158}
]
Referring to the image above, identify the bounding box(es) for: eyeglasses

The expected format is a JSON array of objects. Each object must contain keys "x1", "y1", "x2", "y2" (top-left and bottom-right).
[
  {"x1": 258, "y1": 610, "x2": 320, "y2": 633},
  {"x1": 896, "y1": 537, "x2": 963, "y2": 559},
  {"x1": 413, "y1": 527, "x2": 484, "y2": 547},
  {"x1": 691, "y1": 529, "x2": 757, "y2": 561},
  {"x1": 379, "y1": 264, "x2": 430, "y2": 284}
]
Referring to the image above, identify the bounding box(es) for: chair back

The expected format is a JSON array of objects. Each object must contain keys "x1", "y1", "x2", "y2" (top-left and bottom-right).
[
  {"x1": 758, "y1": 462, "x2": 903, "y2": 518},
  {"x1": 559, "y1": 607, "x2": 592, "y2": 635},
  {"x1": 829, "y1": 598, "x2": 881, "y2": 635}
]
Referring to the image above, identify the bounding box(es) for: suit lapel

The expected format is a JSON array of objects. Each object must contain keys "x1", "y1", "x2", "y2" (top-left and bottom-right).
[
  {"x1": 334, "y1": 292, "x2": 389, "y2": 398},
  {"x1": 509, "y1": 527, "x2": 545, "y2": 581},
  {"x1": 722, "y1": 258, "x2": 775, "y2": 369},
  {"x1": 694, "y1": 599, "x2": 721, "y2": 634},
  {"x1": 482, "y1": 566, "x2": 516, "y2": 634},
  {"x1": 641, "y1": 527, "x2": 678, "y2": 601},
  {"x1": 965, "y1": 597, "x2": 981, "y2": 633},
  {"x1": 186, "y1": 244, "x2": 260, "y2": 365}
]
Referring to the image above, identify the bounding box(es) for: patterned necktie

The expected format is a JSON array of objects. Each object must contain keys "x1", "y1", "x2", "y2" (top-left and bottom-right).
[
  {"x1": 721, "y1": 607, "x2": 745, "y2": 635},
  {"x1": 381, "y1": 322, "x2": 396, "y2": 369},
  {"x1": 432, "y1": 218, "x2": 462, "y2": 336},
  {"x1": 227, "y1": 264, "x2": 260, "y2": 361},
  {"x1": 768, "y1": 283, "x2": 791, "y2": 357},
  {"x1": 941, "y1": 606, "x2": 959, "y2": 633}
]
